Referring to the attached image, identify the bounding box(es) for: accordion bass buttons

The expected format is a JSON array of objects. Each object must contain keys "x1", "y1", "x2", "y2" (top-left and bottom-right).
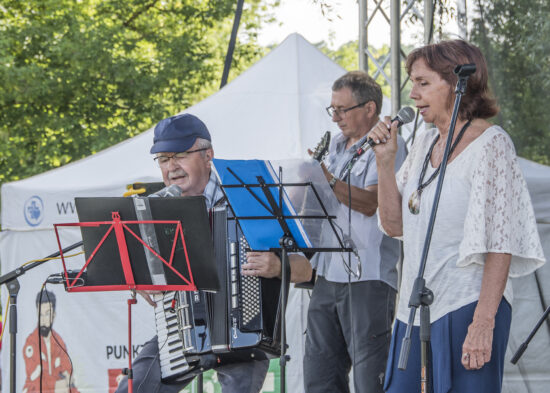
[
  {"x1": 230, "y1": 241, "x2": 239, "y2": 309},
  {"x1": 230, "y1": 242, "x2": 238, "y2": 268},
  {"x1": 176, "y1": 292, "x2": 195, "y2": 351}
]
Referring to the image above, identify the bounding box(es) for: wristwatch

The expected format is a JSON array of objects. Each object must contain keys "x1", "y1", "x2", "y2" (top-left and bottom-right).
[{"x1": 328, "y1": 174, "x2": 337, "y2": 188}]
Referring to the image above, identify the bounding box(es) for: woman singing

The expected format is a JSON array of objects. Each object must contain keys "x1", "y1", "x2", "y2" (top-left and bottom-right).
[{"x1": 370, "y1": 40, "x2": 545, "y2": 393}]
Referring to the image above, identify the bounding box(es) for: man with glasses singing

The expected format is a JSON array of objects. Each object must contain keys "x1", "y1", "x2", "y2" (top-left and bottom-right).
[
  {"x1": 115, "y1": 113, "x2": 312, "y2": 393},
  {"x1": 303, "y1": 71, "x2": 407, "y2": 393}
]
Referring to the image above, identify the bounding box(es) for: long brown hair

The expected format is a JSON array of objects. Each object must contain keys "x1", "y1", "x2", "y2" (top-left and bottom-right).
[{"x1": 406, "y1": 40, "x2": 498, "y2": 120}]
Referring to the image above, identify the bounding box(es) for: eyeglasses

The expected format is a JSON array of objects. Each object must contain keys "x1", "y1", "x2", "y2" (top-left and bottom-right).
[
  {"x1": 326, "y1": 101, "x2": 369, "y2": 117},
  {"x1": 153, "y1": 148, "x2": 208, "y2": 166}
]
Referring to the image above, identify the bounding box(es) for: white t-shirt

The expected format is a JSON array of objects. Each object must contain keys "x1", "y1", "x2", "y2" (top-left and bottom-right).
[{"x1": 389, "y1": 126, "x2": 545, "y2": 325}]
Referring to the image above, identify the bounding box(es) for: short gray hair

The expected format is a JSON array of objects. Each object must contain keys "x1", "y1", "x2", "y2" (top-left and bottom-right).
[
  {"x1": 196, "y1": 138, "x2": 212, "y2": 157},
  {"x1": 332, "y1": 71, "x2": 382, "y2": 116}
]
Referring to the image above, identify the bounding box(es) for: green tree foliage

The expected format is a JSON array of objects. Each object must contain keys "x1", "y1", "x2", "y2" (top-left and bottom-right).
[
  {"x1": 316, "y1": 40, "x2": 359, "y2": 71},
  {"x1": 0, "y1": 0, "x2": 274, "y2": 183},
  {"x1": 470, "y1": 0, "x2": 550, "y2": 164},
  {"x1": 317, "y1": 41, "x2": 391, "y2": 96}
]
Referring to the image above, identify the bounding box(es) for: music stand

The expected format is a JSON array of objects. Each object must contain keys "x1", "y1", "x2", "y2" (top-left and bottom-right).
[
  {"x1": 213, "y1": 158, "x2": 354, "y2": 393},
  {"x1": 53, "y1": 195, "x2": 219, "y2": 393}
]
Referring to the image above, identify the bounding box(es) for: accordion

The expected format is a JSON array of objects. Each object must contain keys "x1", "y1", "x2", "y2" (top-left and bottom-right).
[{"x1": 153, "y1": 206, "x2": 283, "y2": 382}]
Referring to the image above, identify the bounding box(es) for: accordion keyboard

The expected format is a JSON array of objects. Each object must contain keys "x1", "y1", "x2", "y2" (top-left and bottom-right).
[{"x1": 153, "y1": 292, "x2": 191, "y2": 379}]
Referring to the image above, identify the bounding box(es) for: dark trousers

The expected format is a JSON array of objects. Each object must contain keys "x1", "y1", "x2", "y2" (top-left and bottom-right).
[
  {"x1": 115, "y1": 336, "x2": 269, "y2": 393},
  {"x1": 384, "y1": 299, "x2": 511, "y2": 393},
  {"x1": 304, "y1": 276, "x2": 396, "y2": 393}
]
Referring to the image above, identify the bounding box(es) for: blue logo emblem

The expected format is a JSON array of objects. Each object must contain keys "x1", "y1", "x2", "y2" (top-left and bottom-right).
[{"x1": 24, "y1": 196, "x2": 44, "y2": 227}]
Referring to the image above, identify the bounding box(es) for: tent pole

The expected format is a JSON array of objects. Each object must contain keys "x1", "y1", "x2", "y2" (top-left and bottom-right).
[{"x1": 220, "y1": 0, "x2": 245, "y2": 89}]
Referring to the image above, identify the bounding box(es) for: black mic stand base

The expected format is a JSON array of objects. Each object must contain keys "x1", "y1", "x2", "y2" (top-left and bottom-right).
[
  {"x1": 419, "y1": 299, "x2": 433, "y2": 393},
  {"x1": 511, "y1": 304, "x2": 550, "y2": 364}
]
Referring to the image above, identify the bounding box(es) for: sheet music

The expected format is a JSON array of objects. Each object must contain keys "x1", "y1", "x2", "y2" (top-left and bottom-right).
[
  {"x1": 270, "y1": 158, "x2": 364, "y2": 250},
  {"x1": 212, "y1": 158, "x2": 363, "y2": 251}
]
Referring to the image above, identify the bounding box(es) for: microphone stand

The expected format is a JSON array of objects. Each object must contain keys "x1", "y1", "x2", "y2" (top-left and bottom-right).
[
  {"x1": 0, "y1": 240, "x2": 83, "y2": 393},
  {"x1": 397, "y1": 64, "x2": 476, "y2": 393},
  {"x1": 511, "y1": 305, "x2": 550, "y2": 364}
]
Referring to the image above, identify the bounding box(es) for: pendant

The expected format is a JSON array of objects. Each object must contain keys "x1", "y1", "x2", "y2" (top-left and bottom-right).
[{"x1": 408, "y1": 189, "x2": 422, "y2": 215}]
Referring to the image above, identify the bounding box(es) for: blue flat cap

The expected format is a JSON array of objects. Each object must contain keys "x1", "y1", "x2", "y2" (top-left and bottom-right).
[{"x1": 150, "y1": 113, "x2": 211, "y2": 154}]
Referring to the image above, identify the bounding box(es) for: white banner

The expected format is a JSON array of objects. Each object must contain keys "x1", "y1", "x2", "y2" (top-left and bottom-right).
[{"x1": 0, "y1": 229, "x2": 156, "y2": 392}]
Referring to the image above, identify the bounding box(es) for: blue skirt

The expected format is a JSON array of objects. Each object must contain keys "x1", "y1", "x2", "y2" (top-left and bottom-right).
[{"x1": 384, "y1": 299, "x2": 511, "y2": 393}]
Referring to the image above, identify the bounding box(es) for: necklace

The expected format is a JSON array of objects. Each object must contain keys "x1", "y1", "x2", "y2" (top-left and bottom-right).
[{"x1": 408, "y1": 120, "x2": 472, "y2": 214}]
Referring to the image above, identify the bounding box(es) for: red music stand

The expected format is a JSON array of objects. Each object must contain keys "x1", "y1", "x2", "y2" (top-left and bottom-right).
[
  {"x1": 53, "y1": 206, "x2": 209, "y2": 393},
  {"x1": 54, "y1": 212, "x2": 197, "y2": 292}
]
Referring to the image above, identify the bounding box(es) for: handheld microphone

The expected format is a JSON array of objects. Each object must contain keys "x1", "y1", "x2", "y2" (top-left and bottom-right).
[
  {"x1": 355, "y1": 106, "x2": 415, "y2": 157},
  {"x1": 149, "y1": 184, "x2": 183, "y2": 198},
  {"x1": 391, "y1": 106, "x2": 416, "y2": 128}
]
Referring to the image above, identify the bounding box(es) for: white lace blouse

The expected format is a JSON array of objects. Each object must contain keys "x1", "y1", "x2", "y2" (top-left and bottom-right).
[{"x1": 391, "y1": 125, "x2": 545, "y2": 325}]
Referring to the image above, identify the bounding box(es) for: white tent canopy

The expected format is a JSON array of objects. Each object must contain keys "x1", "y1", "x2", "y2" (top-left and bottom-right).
[{"x1": 1, "y1": 33, "x2": 549, "y2": 392}]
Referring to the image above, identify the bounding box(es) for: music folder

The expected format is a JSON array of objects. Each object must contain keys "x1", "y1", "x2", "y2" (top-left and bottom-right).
[{"x1": 57, "y1": 196, "x2": 220, "y2": 292}]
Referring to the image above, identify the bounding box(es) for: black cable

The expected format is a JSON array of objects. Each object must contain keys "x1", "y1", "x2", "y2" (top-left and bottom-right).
[
  {"x1": 38, "y1": 285, "x2": 45, "y2": 393},
  {"x1": 43, "y1": 286, "x2": 76, "y2": 392},
  {"x1": 338, "y1": 152, "x2": 363, "y2": 279},
  {"x1": 346, "y1": 172, "x2": 358, "y2": 390},
  {"x1": 326, "y1": 144, "x2": 364, "y2": 387}
]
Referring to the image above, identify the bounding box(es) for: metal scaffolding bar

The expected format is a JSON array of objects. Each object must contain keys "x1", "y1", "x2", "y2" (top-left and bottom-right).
[
  {"x1": 456, "y1": 0, "x2": 468, "y2": 39},
  {"x1": 390, "y1": 0, "x2": 401, "y2": 115},
  {"x1": 359, "y1": 1, "x2": 436, "y2": 115},
  {"x1": 359, "y1": 0, "x2": 369, "y2": 70},
  {"x1": 425, "y1": 0, "x2": 434, "y2": 44}
]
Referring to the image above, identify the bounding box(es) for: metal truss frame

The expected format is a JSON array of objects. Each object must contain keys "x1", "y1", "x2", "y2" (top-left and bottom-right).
[{"x1": 359, "y1": 0, "x2": 434, "y2": 116}]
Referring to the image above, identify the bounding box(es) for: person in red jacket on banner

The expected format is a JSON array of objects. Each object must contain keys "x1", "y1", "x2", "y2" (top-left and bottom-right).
[{"x1": 22, "y1": 290, "x2": 80, "y2": 393}]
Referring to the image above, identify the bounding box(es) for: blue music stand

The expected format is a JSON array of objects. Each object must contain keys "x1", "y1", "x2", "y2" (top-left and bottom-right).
[{"x1": 213, "y1": 159, "x2": 312, "y2": 250}]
